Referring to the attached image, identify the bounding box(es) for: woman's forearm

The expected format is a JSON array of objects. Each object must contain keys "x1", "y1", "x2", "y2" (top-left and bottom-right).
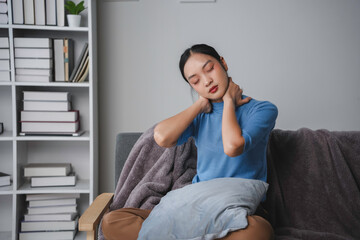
[
  {"x1": 154, "y1": 100, "x2": 205, "y2": 148},
  {"x1": 222, "y1": 100, "x2": 245, "y2": 157}
]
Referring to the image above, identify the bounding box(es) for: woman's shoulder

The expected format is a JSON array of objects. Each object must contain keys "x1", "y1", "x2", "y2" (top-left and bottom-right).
[{"x1": 240, "y1": 96, "x2": 278, "y2": 114}]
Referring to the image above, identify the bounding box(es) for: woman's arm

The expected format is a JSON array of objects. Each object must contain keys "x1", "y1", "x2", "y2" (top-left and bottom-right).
[
  {"x1": 222, "y1": 78, "x2": 251, "y2": 157},
  {"x1": 154, "y1": 96, "x2": 211, "y2": 148}
]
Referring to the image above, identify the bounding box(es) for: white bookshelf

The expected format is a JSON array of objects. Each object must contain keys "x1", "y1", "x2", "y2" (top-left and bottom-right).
[{"x1": 0, "y1": 0, "x2": 98, "y2": 239}]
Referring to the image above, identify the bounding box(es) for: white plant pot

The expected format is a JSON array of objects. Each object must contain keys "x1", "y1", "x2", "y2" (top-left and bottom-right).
[{"x1": 67, "y1": 14, "x2": 81, "y2": 27}]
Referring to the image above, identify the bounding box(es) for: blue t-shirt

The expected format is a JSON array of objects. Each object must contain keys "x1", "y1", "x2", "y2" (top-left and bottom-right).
[{"x1": 177, "y1": 97, "x2": 278, "y2": 184}]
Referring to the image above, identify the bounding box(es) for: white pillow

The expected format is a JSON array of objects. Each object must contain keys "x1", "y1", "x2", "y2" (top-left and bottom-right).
[{"x1": 138, "y1": 177, "x2": 268, "y2": 240}]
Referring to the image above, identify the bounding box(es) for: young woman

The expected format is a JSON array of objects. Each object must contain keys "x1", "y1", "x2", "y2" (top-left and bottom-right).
[
  {"x1": 102, "y1": 44, "x2": 277, "y2": 240},
  {"x1": 154, "y1": 44, "x2": 278, "y2": 185}
]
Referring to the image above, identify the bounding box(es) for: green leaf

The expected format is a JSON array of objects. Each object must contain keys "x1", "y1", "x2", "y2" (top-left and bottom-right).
[{"x1": 65, "y1": 1, "x2": 86, "y2": 15}]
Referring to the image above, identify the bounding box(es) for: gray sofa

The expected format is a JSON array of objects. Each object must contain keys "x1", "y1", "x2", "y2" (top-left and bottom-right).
[{"x1": 79, "y1": 128, "x2": 360, "y2": 240}]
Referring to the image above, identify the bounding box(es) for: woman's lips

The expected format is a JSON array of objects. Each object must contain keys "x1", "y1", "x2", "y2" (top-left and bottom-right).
[{"x1": 209, "y1": 86, "x2": 218, "y2": 93}]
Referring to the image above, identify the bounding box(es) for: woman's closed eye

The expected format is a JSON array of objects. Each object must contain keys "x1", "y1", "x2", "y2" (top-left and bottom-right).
[
  {"x1": 206, "y1": 64, "x2": 214, "y2": 72},
  {"x1": 191, "y1": 79, "x2": 199, "y2": 85}
]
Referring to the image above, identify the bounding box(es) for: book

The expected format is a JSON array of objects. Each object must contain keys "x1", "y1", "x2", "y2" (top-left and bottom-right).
[
  {"x1": 54, "y1": 39, "x2": 65, "y2": 81},
  {"x1": 0, "y1": 70, "x2": 10, "y2": 81},
  {"x1": 0, "y1": 48, "x2": 9, "y2": 59},
  {"x1": 0, "y1": 37, "x2": 9, "y2": 48},
  {"x1": 0, "y1": 172, "x2": 11, "y2": 180},
  {"x1": 24, "y1": 212, "x2": 77, "y2": 221},
  {"x1": 34, "y1": 0, "x2": 45, "y2": 25},
  {"x1": 29, "y1": 198, "x2": 77, "y2": 207},
  {"x1": 14, "y1": 38, "x2": 52, "y2": 48},
  {"x1": 26, "y1": 193, "x2": 80, "y2": 201},
  {"x1": 73, "y1": 55, "x2": 88, "y2": 82},
  {"x1": 71, "y1": 45, "x2": 89, "y2": 82},
  {"x1": 31, "y1": 173, "x2": 76, "y2": 187},
  {"x1": 70, "y1": 43, "x2": 88, "y2": 82},
  {"x1": 0, "y1": 172, "x2": 11, "y2": 186},
  {"x1": 27, "y1": 204, "x2": 77, "y2": 214},
  {"x1": 21, "y1": 217, "x2": 78, "y2": 232},
  {"x1": 56, "y1": 0, "x2": 65, "y2": 27},
  {"x1": 21, "y1": 110, "x2": 79, "y2": 122},
  {"x1": 15, "y1": 58, "x2": 53, "y2": 69},
  {"x1": 21, "y1": 121, "x2": 79, "y2": 133},
  {"x1": 45, "y1": 0, "x2": 56, "y2": 25},
  {"x1": 16, "y1": 68, "x2": 52, "y2": 76},
  {"x1": 0, "y1": 13, "x2": 7, "y2": 24},
  {"x1": 0, "y1": 59, "x2": 9, "y2": 70},
  {"x1": 12, "y1": 0, "x2": 24, "y2": 24},
  {"x1": 23, "y1": 100, "x2": 71, "y2": 111},
  {"x1": 16, "y1": 75, "x2": 52, "y2": 82},
  {"x1": 15, "y1": 48, "x2": 53, "y2": 58},
  {"x1": 0, "y1": 2, "x2": 7, "y2": 13},
  {"x1": 24, "y1": 163, "x2": 72, "y2": 177},
  {"x1": 76, "y1": 57, "x2": 89, "y2": 82},
  {"x1": 19, "y1": 230, "x2": 76, "y2": 240},
  {"x1": 64, "y1": 39, "x2": 74, "y2": 81},
  {"x1": 23, "y1": 91, "x2": 70, "y2": 101},
  {"x1": 24, "y1": 0, "x2": 35, "y2": 25}
]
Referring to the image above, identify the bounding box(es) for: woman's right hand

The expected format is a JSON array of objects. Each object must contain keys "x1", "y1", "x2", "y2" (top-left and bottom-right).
[{"x1": 198, "y1": 95, "x2": 212, "y2": 113}]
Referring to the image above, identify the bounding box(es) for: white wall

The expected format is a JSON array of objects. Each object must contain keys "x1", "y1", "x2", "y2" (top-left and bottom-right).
[{"x1": 97, "y1": 0, "x2": 360, "y2": 193}]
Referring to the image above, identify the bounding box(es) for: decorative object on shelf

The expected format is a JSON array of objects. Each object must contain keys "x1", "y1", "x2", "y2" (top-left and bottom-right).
[
  {"x1": 0, "y1": 122, "x2": 3, "y2": 134},
  {"x1": 65, "y1": 0, "x2": 86, "y2": 27}
]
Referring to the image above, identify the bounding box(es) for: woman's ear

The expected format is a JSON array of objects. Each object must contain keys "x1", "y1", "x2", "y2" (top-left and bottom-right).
[{"x1": 220, "y1": 56, "x2": 228, "y2": 71}]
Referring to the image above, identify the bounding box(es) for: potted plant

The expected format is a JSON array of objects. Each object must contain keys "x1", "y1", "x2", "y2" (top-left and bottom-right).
[{"x1": 65, "y1": 1, "x2": 86, "y2": 27}]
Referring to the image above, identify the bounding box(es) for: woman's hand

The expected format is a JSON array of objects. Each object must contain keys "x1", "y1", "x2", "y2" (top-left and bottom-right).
[
  {"x1": 223, "y1": 77, "x2": 251, "y2": 107},
  {"x1": 197, "y1": 95, "x2": 212, "y2": 113}
]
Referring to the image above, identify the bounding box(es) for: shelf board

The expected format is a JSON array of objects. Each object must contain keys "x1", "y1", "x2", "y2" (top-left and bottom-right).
[
  {"x1": 0, "y1": 81, "x2": 12, "y2": 86},
  {"x1": 17, "y1": 179, "x2": 90, "y2": 194},
  {"x1": 15, "y1": 82, "x2": 90, "y2": 87},
  {"x1": 10, "y1": 24, "x2": 89, "y2": 32},
  {"x1": 0, "y1": 131, "x2": 13, "y2": 141},
  {"x1": 16, "y1": 131, "x2": 90, "y2": 141}
]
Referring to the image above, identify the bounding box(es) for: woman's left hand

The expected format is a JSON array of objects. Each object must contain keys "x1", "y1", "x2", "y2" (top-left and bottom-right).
[{"x1": 223, "y1": 77, "x2": 252, "y2": 107}]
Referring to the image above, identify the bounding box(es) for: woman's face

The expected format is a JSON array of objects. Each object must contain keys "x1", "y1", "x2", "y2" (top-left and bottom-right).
[{"x1": 183, "y1": 53, "x2": 229, "y2": 103}]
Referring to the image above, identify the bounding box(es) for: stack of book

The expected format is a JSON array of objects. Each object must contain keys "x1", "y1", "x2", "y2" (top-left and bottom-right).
[
  {"x1": 20, "y1": 91, "x2": 81, "y2": 135},
  {"x1": 71, "y1": 43, "x2": 89, "y2": 82},
  {"x1": 0, "y1": 172, "x2": 11, "y2": 187},
  {"x1": 24, "y1": 163, "x2": 76, "y2": 187},
  {"x1": 12, "y1": 0, "x2": 66, "y2": 26},
  {"x1": 19, "y1": 193, "x2": 79, "y2": 240},
  {"x1": 0, "y1": 37, "x2": 10, "y2": 81},
  {"x1": 14, "y1": 37, "x2": 53, "y2": 83},
  {"x1": 0, "y1": 0, "x2": 8, "y2": 24}
]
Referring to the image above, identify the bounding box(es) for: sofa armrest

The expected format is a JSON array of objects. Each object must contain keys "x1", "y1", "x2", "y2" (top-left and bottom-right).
[{"x1": 79, "y1": 193, "x2": 114, "y2": 240}]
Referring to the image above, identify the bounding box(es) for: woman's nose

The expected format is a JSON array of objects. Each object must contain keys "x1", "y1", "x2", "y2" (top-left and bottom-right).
[{"x1": 204, "y1": 77, "x2": 213, "y2": 87}]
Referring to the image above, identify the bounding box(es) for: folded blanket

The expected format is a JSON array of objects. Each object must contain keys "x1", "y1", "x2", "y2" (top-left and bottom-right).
[
  {"x1": 264, "y1": 128, "x2": 360, "y2": 240},
  {"x1": 98, "y1": 125, "x2": 197, "y2": 240}
]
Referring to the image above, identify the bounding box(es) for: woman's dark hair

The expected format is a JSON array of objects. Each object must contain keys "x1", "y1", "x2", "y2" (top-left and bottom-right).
[{"x1": 179, "y1": 44, "x2": 222, "y2": 83}]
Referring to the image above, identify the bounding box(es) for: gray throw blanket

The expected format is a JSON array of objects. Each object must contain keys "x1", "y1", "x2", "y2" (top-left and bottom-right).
[
  {"x1": 98, "y1": 125, "x2": 197, "y2": 240},
  {"x1": 264, "y1": 128, "x2": 360, "y2": 240}
]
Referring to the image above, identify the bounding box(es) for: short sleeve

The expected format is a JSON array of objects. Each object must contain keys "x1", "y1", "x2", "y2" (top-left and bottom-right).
[
  {"x1": 177, "y1": 120, "x2": 196, "y2": 146},
  {"x1": 242, "y1": 101, "x2": 278, "y2": 153}
]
